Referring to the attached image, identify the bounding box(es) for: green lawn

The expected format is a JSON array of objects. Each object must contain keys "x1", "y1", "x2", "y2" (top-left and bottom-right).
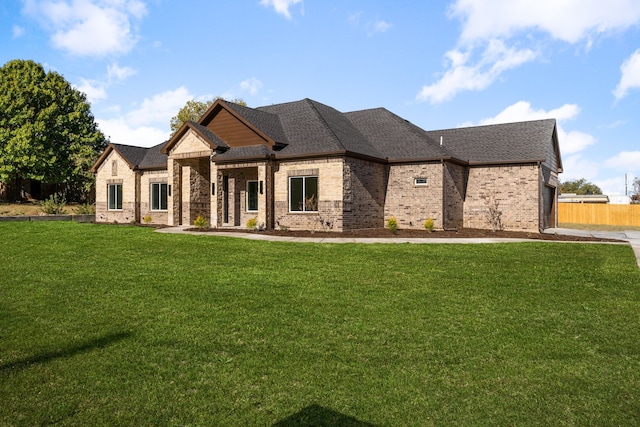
[{"x1": 1, "y1": 222, "x2": 639, "y2": 426}]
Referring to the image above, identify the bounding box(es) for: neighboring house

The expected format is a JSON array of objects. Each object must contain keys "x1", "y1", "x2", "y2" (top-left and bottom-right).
[
  {"x1": 92, "y1": 98, "x2": 562, "y2": 232},
  {"x1": 559, "y1": 194, "x2": 609, "y2": 204}
]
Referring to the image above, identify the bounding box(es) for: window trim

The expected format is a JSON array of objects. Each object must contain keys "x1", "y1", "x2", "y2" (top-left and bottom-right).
[
  {"x1": 150, "y1": 182, "x2": 168, "y2": 211},
  {"x1": 289, "y1": 175, "x2": 319, "y2": 213},
  {"x1": 108, "y1": 183, "x2": 122, "y2": 211},
  {"x1": 246, "y1": 180, "x2": 258, "y2": 212}
]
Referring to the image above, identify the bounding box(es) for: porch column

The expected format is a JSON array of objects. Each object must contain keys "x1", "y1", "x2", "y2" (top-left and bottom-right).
[
  {"x1": 257, "y1": 161, "x2": 273, "y2": 229},
  {"x1": 167, "y1": 158, "x2": 181, "y2": 226},
  {"x1": 210, "y1": 162, "x2": 219, "y2": 228}
]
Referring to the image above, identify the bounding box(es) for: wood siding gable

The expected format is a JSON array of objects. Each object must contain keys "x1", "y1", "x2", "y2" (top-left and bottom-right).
[{"x1": 200, "y1": 101, "x2": 274, "y2": 149}]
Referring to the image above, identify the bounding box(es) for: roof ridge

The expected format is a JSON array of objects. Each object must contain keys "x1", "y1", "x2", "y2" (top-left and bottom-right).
[
  {"x1": 304, "y1": 99, "x2": 346, "y2": 151},
  {"x1": 428, "y1": 118, "x2": 556, "y2": 133}
]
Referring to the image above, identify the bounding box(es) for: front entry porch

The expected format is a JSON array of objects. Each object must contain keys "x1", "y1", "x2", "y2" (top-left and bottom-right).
[{"x1": 212, "y1": 161, "x2": 273, "y2": 230}]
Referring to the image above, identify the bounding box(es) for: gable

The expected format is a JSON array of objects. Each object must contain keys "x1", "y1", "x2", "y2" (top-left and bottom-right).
[
  {"x1": 546, "y1": 125, "x2": 563, "y2": 173},
  {"x1": 170, "y1": 129, "x2": 214, "y2": 159},
  {"x1": 206, "y1": 108, "x2": 273, "y2": 148},
  {"x1": 94, "y1": 149, "x2": 136, "y2": 179}
]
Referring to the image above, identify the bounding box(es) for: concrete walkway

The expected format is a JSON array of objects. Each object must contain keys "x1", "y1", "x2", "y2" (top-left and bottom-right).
[{"x1": 157, "y1": 226, "x2": 640, "y2": 268}]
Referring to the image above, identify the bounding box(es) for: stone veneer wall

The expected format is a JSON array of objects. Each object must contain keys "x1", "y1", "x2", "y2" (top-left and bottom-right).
[
  {"x1": 443, "y1": 162, "x2": 467, "y2": 230},
  {"x1": 384, "y1": 162, "x2": 444, "y2": 229},
  {"x1": 187, "y1": 158, "x2": 210, "y2": 226},
  {"x1": 342, "y1": 158, "x2": 387, "y2": 230},
  {"x1": 139, "y1": 170, "x2": 169, "y2": 224},
  {"x1": 95, "y1": 150, "x2": 137, "y2": 223},
  {"x1": 463, "y1": 164, "x2": 540, "y2": 231},
  {"x1": 273, "y1": 158, "x2": 344, "y2": 231}
]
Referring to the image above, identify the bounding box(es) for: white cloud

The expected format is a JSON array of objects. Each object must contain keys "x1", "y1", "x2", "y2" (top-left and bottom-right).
[
  {"x1": 108, "y1": 63, "x2": 136, "y2": 82},
  {"x1": 561, "y1": 154, "x2": 601, "y2": 181},
  {"x1": 240, "y1": 78, "x2": 263, "y2": 95},
  {"x1": 125, "y1": 86, "x2": 192, "y2": 127},
  {"x1": 604, "y1": 151, "x2": 640, "y2": 170},
  {"x1": 416, "y1": 40, "x2": 538, "y2": 103},
  {"x1": 72, "y1": 62, "x2": 136, "y2": 103},
  {"x1": 22, "y1": 0, "x2": 147, "y2": 57},
  {"x1": 367, "y1": 20, "x2": 392, "y2": 36},
  {"x1": 419, "y1": 0, "x2": 640, "y2": 103},
  {"x1": 75, "y1": 78, "x2": 108, "y2": 103},
  {"x1": 467, "y1": 101, "x2": 596, "y2": 155},
  {"x1": 95, "y1": 86, "x2": 195, "y2": 146},
  {"x1": 260, "y1": 0, "x2": 303, "y2": 20},
  {"x1": 12, "y1": 25, "x2": 25, "y2": 38},
  {"x1": 97, "y1": 117, "x2": 169, "y2": 147},
  {"x1": 613, "y1": 49, "x2": 640, "y2": 100},
  {"x1": 449, "y1": 0, "x2": 640, "y2": 44}
]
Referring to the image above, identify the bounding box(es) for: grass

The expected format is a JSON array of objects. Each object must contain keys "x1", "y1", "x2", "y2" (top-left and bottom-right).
[{"x1": 1, "y1": 222, "x2": 639, "y2": 426}]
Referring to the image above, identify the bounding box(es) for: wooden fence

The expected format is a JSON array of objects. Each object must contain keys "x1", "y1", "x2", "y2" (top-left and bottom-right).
[{"x1": 559, "y1": 203, "x2": 640, "y2": 226}]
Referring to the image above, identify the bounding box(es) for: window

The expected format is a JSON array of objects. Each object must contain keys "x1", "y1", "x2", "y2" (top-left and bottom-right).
[
  {"x1": 414, "y1": 178, "x2": 428, "y2": 186},
  {"x1": 108, "y1": 184, "x2": 122, "y2": 210},
  {"x1": 246, "y1": 181, "x2": 258, "y2": 212},
  {"x1": 150, "y1": 183, "x2": 168, "y2": 211},
  {"x1": 289, "y1": 176, "x2": 318, "y2": 212}
]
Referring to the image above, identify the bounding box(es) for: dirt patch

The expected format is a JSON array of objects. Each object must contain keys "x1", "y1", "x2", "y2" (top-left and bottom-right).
[{"x1": 187, "y1": 227, "x2": 622, "y2": 242}]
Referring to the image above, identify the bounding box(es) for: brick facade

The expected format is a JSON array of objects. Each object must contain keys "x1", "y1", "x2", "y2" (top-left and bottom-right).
[
  {"x1": 273, "y1": 158, "x2": 344, "y2": 231},
  {"x1": 463, "y1": 165, "x2": 540, "y2": 231},
  {"x1": 385, "y1": 162, "x2": 444, "y2": 229},
  {"x1": 95, "y1": 150, "x2": 137, "y2": 223}
]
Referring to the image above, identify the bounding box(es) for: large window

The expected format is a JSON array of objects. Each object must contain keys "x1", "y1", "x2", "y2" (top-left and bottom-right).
[
  {"x1": 150, "y1": 182, "x2": 168, "y2": 211},
  {"x1": 246, "y1": 181, "x2": 258, "y2": 212},
  {"x1": 108, "y1": 184, "x2": 122, "y2": 210},
  {"x1": 289, "y1": 176, "x2": 318, "y2": 212}
]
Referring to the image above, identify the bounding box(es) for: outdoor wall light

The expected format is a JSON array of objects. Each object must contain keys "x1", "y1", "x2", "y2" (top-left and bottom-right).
[
  {"x1": 259, "y1": 181, "x2": 264, "y2": 194},
  {"x1": 168, "y1": 185, "x2": 171, "y2": 196},
  {"x1": 212, "y1": 183, "x2": 215, "y2": 195}
]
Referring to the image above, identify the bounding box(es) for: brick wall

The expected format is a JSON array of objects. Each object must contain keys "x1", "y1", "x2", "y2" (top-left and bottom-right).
[
  {"x1": 95, "y1": 150, "x2": 137, "y2": 223},
  {"x1": 342, "y1": 158, "x2": 387, "y2": 230},
  {"x1": 443, "y1": 162, "x2": 467, "y2": 230},
  {"x1": 385, "y1": 162, "x2": 444, "y2": 229},
  {"x1": 464, "y1": 165, "x2": 540, "y2": 231},
  {"x1": 273, "y1": 158, "x2": 344, "y2": 231},
  {"x1": 139, "y1": 170, "x2": 169, "y2": 224}
]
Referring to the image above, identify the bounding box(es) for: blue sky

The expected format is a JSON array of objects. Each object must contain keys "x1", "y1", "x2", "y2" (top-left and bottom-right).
[{"x1": 2, "y1": 0, "x2": 640, "y2": 195}]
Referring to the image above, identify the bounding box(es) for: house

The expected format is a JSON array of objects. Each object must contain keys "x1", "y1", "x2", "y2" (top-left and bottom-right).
[
  {"x1": 559, "y1": 194, "x2": 609, "y2": 204},
  {"x1": 91, "y1": 98, "x2": 562, "y2": 232}
]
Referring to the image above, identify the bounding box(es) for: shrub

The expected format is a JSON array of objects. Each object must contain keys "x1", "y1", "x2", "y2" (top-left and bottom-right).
[
  {"x1": 143, "y1": 215, "x2": 152, "y2": 224},
  {"x1": 75, "y1": 203, "x2": 95, "y2": 215},
  {"x1": 40, "y1": 194, "x2": 67, "y2": 215},
  {"x1": 387, "y1": 216, "x2": 398, "y2": 234},
  {"x1": 482, "y1": 191, "x2": 504, "y2": 231},
  {"x1": 424, "y1": 218, "x2": 434, "y2": 232},
  {"x1": 193, "y1": 214, "x2": 208, "y2": 229},
  {"x1": 246, "y1": 217, "x2": 257, "y2": 229}
]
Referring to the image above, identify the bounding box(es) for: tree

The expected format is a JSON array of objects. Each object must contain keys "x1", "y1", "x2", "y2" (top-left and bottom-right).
[
  {"x1": 632, "y1": 177, "x2": 640, "y2": 203},
  {"x1": 0, "y1": 59, "x2": 107, "y2": 201},
  {"x1": 559, "y1": 178, "x2": 602, "y2": 195},
  {"x1": 170, "y1": 97, "x2": 246, "y2": 135}
]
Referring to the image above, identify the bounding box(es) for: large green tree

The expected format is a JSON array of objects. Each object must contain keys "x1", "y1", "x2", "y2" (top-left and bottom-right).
[
  {"x1": 559, "y1": 178, "x2": 603, "y2": 195},
  {"x1": 0, "y1": 59, "x2": 107, "y2": 201},
  {"x1": 170, "y1": 97, "x2": 246, "y2": 135}
]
